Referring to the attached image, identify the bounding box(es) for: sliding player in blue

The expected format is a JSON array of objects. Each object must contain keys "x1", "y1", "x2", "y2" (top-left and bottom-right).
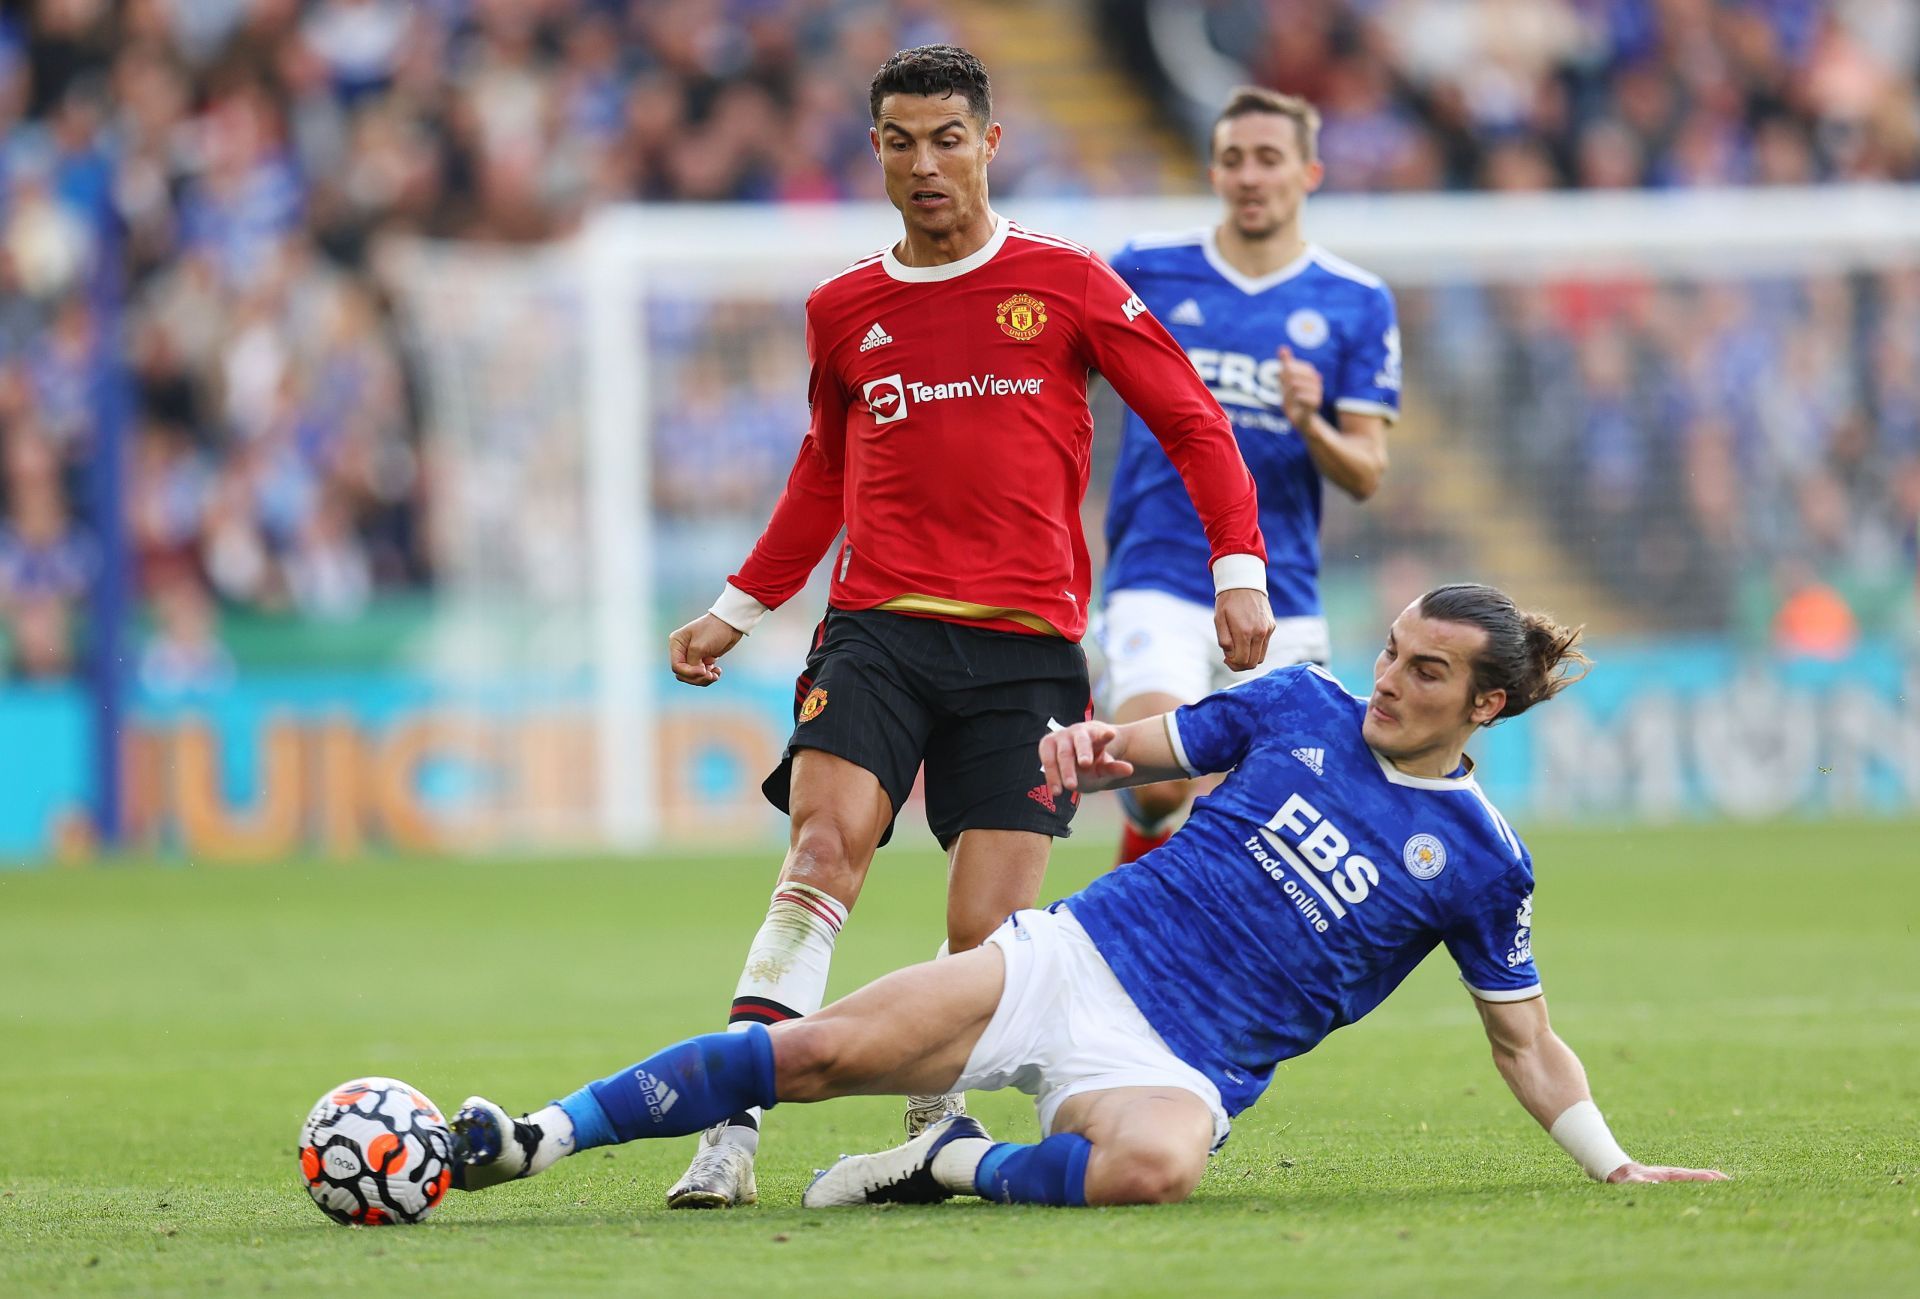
[{"x1": 448, "y1": 584, "x2": 1724, "y2": 1206}]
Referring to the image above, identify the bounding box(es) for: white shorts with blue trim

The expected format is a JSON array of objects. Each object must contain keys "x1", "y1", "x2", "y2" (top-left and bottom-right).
[
  {"x1": 1099, "y1": 587, "x2": 1328, "y2": 710},
  {"x1": 957, "y1": 905, "x2": 1231, "y2": 1149}
]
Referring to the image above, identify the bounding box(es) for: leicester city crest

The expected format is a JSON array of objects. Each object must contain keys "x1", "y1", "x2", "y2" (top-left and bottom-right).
[
  {"x1": 1285, "y1": 308, "x2": 1330, "y2": 349},
  {"x1": 1402, "y1": 833, "x2": 1446, "y2": 880}
]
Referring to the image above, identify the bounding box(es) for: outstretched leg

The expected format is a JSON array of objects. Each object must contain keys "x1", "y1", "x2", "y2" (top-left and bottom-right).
[{"x1": 451, "y1": 946, "x2": 1007, "y2": 1190}]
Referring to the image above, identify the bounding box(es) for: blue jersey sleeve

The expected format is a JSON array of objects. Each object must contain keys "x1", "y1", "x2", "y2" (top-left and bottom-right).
[
  {"x1": 1444, "y1": 862, "x2": 1542, "y2": 1002},
  {"x1": 1165, "y1": 668, "x2": 1304, "y2": 775},
  {"x1": 1333, "y1": 285, "x2": 1401, "y2": 422}
]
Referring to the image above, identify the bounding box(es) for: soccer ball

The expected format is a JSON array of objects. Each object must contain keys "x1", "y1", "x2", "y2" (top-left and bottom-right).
[{"x1": 298, "y1": 1077, "x2": 454, "y2": 1226}]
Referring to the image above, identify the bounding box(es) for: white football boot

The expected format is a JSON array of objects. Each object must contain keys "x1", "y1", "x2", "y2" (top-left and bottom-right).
[
  {"x1": 803, "y1": 1114, "x2": 992, "y2": 1207},
  {"x1": 665, "y1": 1125, "x2": 759, "y2": 1209},
  {"x1": 448, "y1": 1096, "x2": 573, "y2": 1191},
  {"x1": 903, "y1": 1089, "x2": 968, "y2": 1137}
]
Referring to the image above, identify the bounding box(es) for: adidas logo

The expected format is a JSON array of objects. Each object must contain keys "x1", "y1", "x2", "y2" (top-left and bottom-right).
[
  {"x1": 1291, "y1": 746, "x2": 1325, "y2": 777},
  {"x1": 1169, "y1": 298, "x2": 1205, "y2": 327},
  {"x1": 634, "y1": 1069, "x2": 680, "y2": 1118},
  {"x1": 858, "y1": 322, "x2": 893, "y2": 352}
]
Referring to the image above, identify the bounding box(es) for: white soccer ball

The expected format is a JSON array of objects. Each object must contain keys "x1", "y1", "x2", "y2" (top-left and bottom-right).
[{"x1": 299, "y1": 1077, "x2": 454, "y2": 1226}]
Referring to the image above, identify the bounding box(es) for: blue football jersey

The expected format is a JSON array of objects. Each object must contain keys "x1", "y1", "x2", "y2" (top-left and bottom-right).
[
  {"x1": 1065, "y1": 665, "x2": 1538, "y2": 1117},
  {"x1": 1103, "y1": 233, "x2": 1401, "y2": 617}
]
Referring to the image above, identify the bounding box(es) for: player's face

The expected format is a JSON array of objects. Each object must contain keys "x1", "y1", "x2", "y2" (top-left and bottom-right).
[
  {"x1": 1210, "y1": 113, "x2": 1323, "y2": 240},
  {"x1": 871, "y1": 94, "x2": 1000, "y2": 240},
  {"x1": 1363, "y1": 604, "x2": 1506, "y2": 767}
]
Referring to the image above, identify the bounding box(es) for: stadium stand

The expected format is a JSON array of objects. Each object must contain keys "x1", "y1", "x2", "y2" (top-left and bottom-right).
[{"x1": 0, "y1": 0, "x2": 1915, "y2": 682}]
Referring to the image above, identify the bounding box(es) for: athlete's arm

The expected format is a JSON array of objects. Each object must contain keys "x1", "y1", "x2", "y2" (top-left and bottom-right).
[
  {"x1": 1082, "y1": 258, "x2": 1273, "y2": 670},
  {"x1": 670, "y1": 311, "x2": 849, "y2": 685},
  {"x1": 1038, "y1": 716, "x2": 1190, "y2": 799},
  {"x1": 1276, "y1": 346, "x2": 1388, "y2": 501},
  {"x1": 1475, "y1": 994, "x2": 1727, "y2": 1184}
]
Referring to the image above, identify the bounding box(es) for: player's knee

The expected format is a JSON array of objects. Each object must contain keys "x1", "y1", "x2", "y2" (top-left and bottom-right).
[
  {"x1": 768, "y1": 1020, "x2": 850, "y2": 1102},
  {"x1": 784, "y1": 818, "x2": 863, "y2": 894},
  {"x1": 1131, "y1": 779, "x2": 1192, "y2": 824},
  {"x1": 945, "y1": 910, "x2": 999, "y2": 953},
  {"x1": 1088, "y1": 1137, "x2": 1207, "y2": 1206}
]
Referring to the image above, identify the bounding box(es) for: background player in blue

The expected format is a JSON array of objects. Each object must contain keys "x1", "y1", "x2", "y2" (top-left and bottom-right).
[
  {"x1": 441, "y1": 585, "x2": 1724, "y2": 1207},
  {"x1": 1103, "y1": 88, "x2": 1401, "y2": 864}
]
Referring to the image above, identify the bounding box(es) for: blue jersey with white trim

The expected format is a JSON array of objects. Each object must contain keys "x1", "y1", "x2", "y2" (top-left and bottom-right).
[
  {"x1": 1065, "y1": 665, "x2": 1537, "y2": 1118},
  {"x1": 1103, "y1": 234, "x2": 1400, "y2": 616}
]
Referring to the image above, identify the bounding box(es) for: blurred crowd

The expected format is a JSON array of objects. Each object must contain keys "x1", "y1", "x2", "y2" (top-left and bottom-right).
[
  {"x1": 1411, "y1": 268, "x2": 1920, "y2": 634},
  {"x1": 0, "y1": 0, "x2": 1916, "y2": 685},
  {"x1": 0, "y1": 0, "x2": 956, "y2": 682},
  {"x1": 1196, "y1": 0, "x2": 1920, "y2": 190}
]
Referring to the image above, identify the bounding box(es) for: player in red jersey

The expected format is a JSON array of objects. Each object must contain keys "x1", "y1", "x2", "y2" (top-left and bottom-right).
[{"x1": 660, "y1": 45, "x2": 1274, "y2": 1209}]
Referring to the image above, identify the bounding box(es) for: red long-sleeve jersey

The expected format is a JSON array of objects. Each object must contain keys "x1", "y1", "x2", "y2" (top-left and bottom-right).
[{"x1": 724, "y1": 217, "x2": 1266, "y2": 642}]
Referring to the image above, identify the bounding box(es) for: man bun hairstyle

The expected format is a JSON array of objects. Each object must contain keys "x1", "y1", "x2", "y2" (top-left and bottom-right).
[
  {"x1": 1214, "y1": 86, "x2": 1321, "y2": 163},
  {"x1": 1418, "y1": 583, "x2": 1589, "y2": 720},
  {"x1": 869, "y1": 45, "x2": 992, "y2": 126}
]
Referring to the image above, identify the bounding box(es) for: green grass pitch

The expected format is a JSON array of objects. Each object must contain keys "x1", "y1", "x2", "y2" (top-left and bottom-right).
[{"x1": 3, "y1": 820, "x2": 1917, "y2": 1297}]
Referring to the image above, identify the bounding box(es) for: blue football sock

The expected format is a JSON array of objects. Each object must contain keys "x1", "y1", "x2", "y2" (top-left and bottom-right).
[
  {"x1": 973, "y1": 1134, "x2": 1093, "y2": 1206},
  {"x1": 556, "y1": 1024, "x2": 780, "y2": 1149}
]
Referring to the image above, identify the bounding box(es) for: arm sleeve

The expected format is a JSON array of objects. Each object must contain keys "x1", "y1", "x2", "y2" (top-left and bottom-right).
[
  {"x1": 727, "y1": 305, "x2": 850, "y2": 610},
  {"x1": 1333, "y1": 286, "x2": 1402, "y2": 423},
  {"x1": 1081, "y1": 255, "x2": 1266, "y2": 576},
  {"x1": 1164, "y1": 668, "x2": 1302, "y2": 775},
  {"x1": 1445, "y1": 863, "x2": 1543, "y2": 1002}
]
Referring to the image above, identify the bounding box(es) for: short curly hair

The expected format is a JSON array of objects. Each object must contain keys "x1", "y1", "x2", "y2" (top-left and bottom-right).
[{"x1": 869, "y1": 45, "x2": 992, "y2": 126}]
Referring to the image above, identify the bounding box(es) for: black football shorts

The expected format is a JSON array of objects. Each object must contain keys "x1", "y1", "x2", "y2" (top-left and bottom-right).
[{"x1": 762, "y1": 607, "x2": 1091, "y2": 849}]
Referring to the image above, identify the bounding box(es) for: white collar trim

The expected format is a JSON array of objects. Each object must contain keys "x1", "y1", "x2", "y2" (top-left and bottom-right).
[
  {"x1": 1203, "y1": 229, "x2": 1316, "y2": 295},
  {"x1": 1371, "y1": 747, "x2": 1479, "y2": 791},
  {"x1": 883, "y1": 213, "x2": 1010, "y2": 283}
]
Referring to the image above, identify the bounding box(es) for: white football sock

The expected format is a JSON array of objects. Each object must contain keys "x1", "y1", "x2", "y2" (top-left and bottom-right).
[
  {"x1": 716, "y1": 881, "x2": 849, "y2": 1154},
  {"x1": 931, "y1": 1137, "x2": 993, "y2": 1194},
  {"x1": 524, "y1": 1103, "x2": 577, "y2": 1176}
]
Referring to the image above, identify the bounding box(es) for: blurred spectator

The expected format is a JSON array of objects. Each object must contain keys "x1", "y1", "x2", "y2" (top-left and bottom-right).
[
  {"x1": 1166, "y1": 0, "x2": 1920, "y2": 191},
  {"x1": 138, "y1": 572, "x2": 236, "y2": 694}
]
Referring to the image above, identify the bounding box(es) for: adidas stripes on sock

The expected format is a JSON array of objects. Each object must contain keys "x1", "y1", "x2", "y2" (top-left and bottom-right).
[{"x1": 557, "y1": 1024, "x2": 780, "y2": 1149}]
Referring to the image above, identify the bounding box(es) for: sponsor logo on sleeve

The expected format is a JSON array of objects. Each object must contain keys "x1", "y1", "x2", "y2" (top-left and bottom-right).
[
  {"x1": 1119, "y1": 293, "x2": 1148, "y2": 323},
  {"x1": 1507, "y1": 893, "x2": 1533, "y2": 967},
  {"x1": 1376, "y1": 324, "x2": 1403, "y2": 391}
]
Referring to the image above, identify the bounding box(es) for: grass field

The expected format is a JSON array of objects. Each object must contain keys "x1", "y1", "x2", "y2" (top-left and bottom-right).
[{"x1": 3, "y1": 821, "x2": 1918, "y2": 1297}]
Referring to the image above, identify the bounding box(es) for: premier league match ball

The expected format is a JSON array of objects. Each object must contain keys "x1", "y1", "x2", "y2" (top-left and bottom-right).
[{"x1": 298, "y1": 1077, "x2": 455, "y2": 1226}]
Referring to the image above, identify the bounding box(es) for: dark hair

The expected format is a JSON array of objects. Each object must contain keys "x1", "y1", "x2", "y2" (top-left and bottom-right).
[
  {"x1": 1213, "y1": 86, "x2": 1320, "y2": 163},
  {"x1": 1418, "y1": 583, "x2": 1589, "y2": 721},
  {"x1": 869, "y1": 45, "x2": 991, "y2": 126}
]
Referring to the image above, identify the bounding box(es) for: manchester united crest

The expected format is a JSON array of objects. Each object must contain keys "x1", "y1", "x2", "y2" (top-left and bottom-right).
[
  {"x1": 996, "y1": 293, "x2": 1048, "y2": 341},
  {"x1": 798, "y1": 686, "x2": 828, "y2": 723}
]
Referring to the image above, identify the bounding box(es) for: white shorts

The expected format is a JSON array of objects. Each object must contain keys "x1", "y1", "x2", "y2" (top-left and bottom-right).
[
  {"x1": 957, "y1": 906, "x2": 1231, "y2": 1149},
  {"x1": 1099, "y1": 587, "x2": 1329, "y2": 710}
]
